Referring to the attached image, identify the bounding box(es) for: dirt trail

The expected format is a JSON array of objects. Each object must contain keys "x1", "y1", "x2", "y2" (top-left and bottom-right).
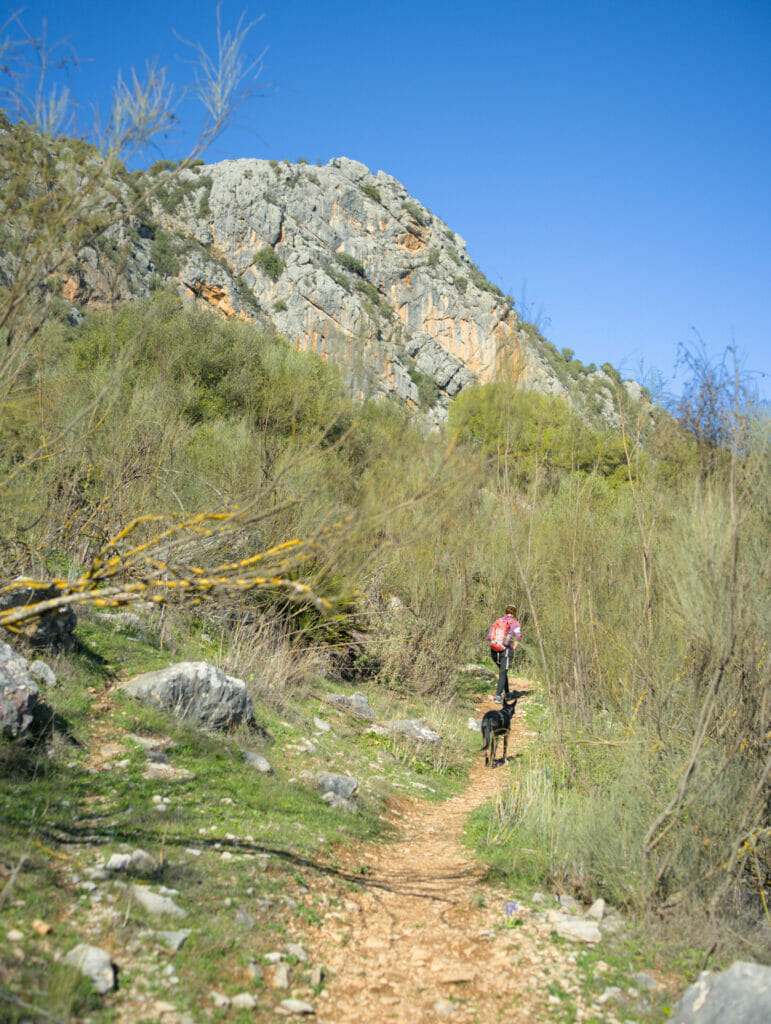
[{"x1": 305, "y1": 687, "x2": 589, "y2": 1023}]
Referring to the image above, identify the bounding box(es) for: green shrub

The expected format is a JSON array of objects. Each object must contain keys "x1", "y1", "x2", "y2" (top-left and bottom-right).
[
  {"x1": 454, "y1": 275, "x2": 467, "y2": 292},
  {"x1": 407, "y1": 365, "x2": 440, "y2": 407},
  {"x1": 355, "y1": 280, "x2": 381, "y2": 306},
  {"x1": 273, "y1": 299, "x2": 288, "y2": 312},
  {"x1": 150, "y1": 159, "x2": 177, "y2": 174},
  {"x1": 335, "y1": 252, "x2": 366, "y2": 278},
  {"x1": 401, "y1": 200, "x2": 430, "y2": 227},
  {"x1": 427, "y1": 248, "x2": 439, "y2": 268},
  {"x1": 360, "y1": 183, "x2": 381, "y2": 203},
  {"x1": 150, "y1": 229, "x2": 180, "y2": 277},
  {"x1": 254, "y1": 246, "x2": 285, "y2": 281},
  {"x1": 325, "y1": 263, "x2": 351, "y2": 293}
]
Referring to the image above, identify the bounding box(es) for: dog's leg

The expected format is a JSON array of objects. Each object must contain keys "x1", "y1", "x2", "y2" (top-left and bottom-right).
[{"x1": 502, "y1": 731, "x2": 508, "y2": 764}]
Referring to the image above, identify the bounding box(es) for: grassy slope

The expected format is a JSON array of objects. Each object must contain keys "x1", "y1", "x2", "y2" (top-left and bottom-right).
[{"x1": 0, "y1": 614, "x2": 477, "y2": 1023}]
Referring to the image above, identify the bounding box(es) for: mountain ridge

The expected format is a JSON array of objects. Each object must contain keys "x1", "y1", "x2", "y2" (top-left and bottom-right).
[{"x1": 1, "y1": 120, "x2": 647, "y2": 426}]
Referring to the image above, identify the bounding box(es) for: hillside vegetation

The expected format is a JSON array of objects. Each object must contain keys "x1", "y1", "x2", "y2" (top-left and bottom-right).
[
  {"x1": 0, "y1": 41, "x2": 768, "y2": 1018},
  {"x1": 3, "y1": 290, "x2": 768, "y2": 944}
]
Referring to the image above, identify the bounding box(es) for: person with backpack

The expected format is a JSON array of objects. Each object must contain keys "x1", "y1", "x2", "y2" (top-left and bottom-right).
[{"x1": 487, "y1": 605, "x2": 522, "y2": 703}]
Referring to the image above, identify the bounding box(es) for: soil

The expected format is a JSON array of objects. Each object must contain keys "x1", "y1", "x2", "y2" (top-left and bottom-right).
[{"x1": 303, "y1": 687, "x2": 594, "y2": 1023}]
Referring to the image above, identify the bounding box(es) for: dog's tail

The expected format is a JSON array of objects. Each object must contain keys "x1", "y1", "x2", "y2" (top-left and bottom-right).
[{"x1": 480, "y1": 721, "x2": 490, "y2": 752}]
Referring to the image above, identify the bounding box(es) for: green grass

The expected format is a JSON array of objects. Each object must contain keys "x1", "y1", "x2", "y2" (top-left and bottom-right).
[{"x1": 0, "y1": 613, "x2": 477, "y2": 1021}]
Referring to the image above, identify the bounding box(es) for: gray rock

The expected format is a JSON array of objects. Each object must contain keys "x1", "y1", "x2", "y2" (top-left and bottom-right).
[
  {"x1": 105, "y1": 853, "x2": 132, "y2": 872},
  {"x1": 317, "y1": 773, "x2": 358, "y2": 798},
  {"x1": 467, "y1": 717, "x2": 481, "y2": 731},
  {"x1": 269, "y1": 962, "x2": 291, "y2": 989},
  {"x1": 326, "y1": 691, "x2": 375, "y2": 718},
  {"x1": 242, "y1": 749, "x2": 273, "y2": 773},
  {"x1": 553, "y1": 917, "x2": 601, "y2": 943},
  {"x1": 95, "y1": 611, "x2": 143, "y2": 632},
  {"x1": 313, "y1": 717, "x2": 330, "y2": 732},
  {"x1": 286, "y1": 942, "x2": 308, "y2": 962},
  {"x1": 389, "y1": 719, "x2": 441, "y2": 745},
  {"x1": 0, "y1": 642, "x2": 39, "y2": 738},
  {"x1": 155, "y1": 929, "x2": 191, "y2": 952},
  {"x1": 235, "y1": 907, "x2": 256, "y2": 928},
  {"x1": 121, "y1": 662, "x2": 253, "y2": 730},
  {"x1": 321, "y1": 792, "x2": 357, "y2": 812},
  {"x1": 672, "y1": 961, "x2": 771, "y2": 1024},
  {"x1": 557, "y1": 893, "x2": 582, "y2": 914},
  {"x1": 0, "y1": 582, "x2": 77, "y2": 649},
  {"x1": 587, "y1": 897, "x2": 606, "y2": 920},
  {"x1": 29, "y1": 659, "x2": 57, "y2": 688},
  {"x1": 209, "y1": 991, "x2": 231, "y2": 1008},
  {"x1": 279, "y1": 998, "x2": 315, "y2": 1014},
  {"x1": 232, "y1": 993, "x2": 258, "y2": 1009},
  {"x1": 131, "y1": 885, "x2": 187, "y2": 918},
  {"x1": 127, "y1": 848, "x2": 159, "y2": 876},
  {"x1": 457, "y1": 663, "x2": 497, "y2": 678},
  {"x1": 63, "y1": 944, "x2": 116, "y2": 994},
  {"x1": 630, "y1": 971, "x2": 661, "y2": 991}
]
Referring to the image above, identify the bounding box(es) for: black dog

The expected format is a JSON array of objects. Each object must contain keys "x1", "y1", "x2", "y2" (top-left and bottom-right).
[{"x1": 480, "y1": 694, "x2": 519, "y2": 767}]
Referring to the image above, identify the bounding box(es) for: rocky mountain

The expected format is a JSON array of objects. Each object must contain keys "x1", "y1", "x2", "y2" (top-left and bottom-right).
[{"x1": 19, "y1": 137, "x2": 646, "y2": 425}]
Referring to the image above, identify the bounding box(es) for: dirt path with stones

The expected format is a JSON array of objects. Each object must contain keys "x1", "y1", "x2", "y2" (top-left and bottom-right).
[{"x1": 304, "y1": 685, "x2": 593, "y2": 1024}]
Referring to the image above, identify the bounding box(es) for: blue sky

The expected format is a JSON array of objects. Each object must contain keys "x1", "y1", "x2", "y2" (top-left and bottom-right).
[{"x1": 9, "y1": 0, "x2": 771, "y2": 399}]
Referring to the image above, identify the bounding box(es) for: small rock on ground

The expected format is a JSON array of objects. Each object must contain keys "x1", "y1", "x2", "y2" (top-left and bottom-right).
[
  {"x1": 131, "y1": 885, "x2": 187, "y2": 918},
  {"x1": 62, "y1": 944, "x2": 115, "y2": 994},
  {"x1": 280, "y1": 999, "x2": 315, "y2": 1014}
]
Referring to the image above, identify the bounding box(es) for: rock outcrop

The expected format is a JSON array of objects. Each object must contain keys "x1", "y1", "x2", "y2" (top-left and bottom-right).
[
  {"x1": 1, "y1": 118, "x2": 646, "y2": 426},
  {"x1": 0, "y1": 641, "x2": 39, "y2": 738},
  {"x1": 120, "y1": 662, "x2": 254, "y2": 730},
  {"x1": 672, "y1": 961, "x2": 771, "y2": 1024}
]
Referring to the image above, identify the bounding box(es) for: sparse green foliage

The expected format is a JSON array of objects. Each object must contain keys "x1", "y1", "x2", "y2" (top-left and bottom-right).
[
  {"x1": 427, "y1": 248, "x2": 440, "y2": 268},
  {"x1": 360, "y1": 182, "x2": 381, "y2": 202},
  {"x1": 325, "y1": 262, "x2": 351, "y2": 292},
  {"x1": 254, "y1": 245, "x2": 285, "y2": 281},
  {"x1": 150, "y1": 228, "x2": 181, "y2": 277},
  {"x1": 335, "y1": 251, "x2": 366, "y2": 278},
  {"x1": 408, "y1": 365, "x2": 440, "y2": 407},
  {"x1": 401, "y1": 200, "x2": 430, "y2": 227},
  {"x1": 150, "y1": 159, "x2": 178, "y2": 173}
]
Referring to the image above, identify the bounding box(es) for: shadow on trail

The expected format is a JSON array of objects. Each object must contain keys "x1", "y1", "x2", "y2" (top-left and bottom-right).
[{"x1": 26, "y1": 819, "x2": 463, "y2": 904}]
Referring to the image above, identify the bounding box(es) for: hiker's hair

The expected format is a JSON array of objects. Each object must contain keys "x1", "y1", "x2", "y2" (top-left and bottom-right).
[{"x1": 505, "y1": 604, "x2": 517, "y2": 616}]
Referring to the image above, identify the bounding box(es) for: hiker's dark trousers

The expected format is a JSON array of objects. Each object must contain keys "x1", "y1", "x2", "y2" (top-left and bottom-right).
[{"x1": 492, "y1": 646, "x2": 514, "y2": 697}]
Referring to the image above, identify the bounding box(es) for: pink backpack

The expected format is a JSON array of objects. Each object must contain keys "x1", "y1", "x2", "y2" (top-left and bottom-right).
[{"x1": 489, "y1": 616, "x2": 509, "y2": 652}]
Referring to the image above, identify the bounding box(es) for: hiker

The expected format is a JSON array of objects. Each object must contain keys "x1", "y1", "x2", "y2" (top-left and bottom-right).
[{"x1": 487, "y1": 605, "x2": 521, "y2": 703}]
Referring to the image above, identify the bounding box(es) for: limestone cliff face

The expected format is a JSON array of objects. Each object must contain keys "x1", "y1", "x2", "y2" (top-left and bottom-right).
[
  {"x1": 5, "y1": 136, "x2": 636, "y2": 424},
  {"x1": 152, "y1": 156, "x2": 566, "y2": 420}
]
